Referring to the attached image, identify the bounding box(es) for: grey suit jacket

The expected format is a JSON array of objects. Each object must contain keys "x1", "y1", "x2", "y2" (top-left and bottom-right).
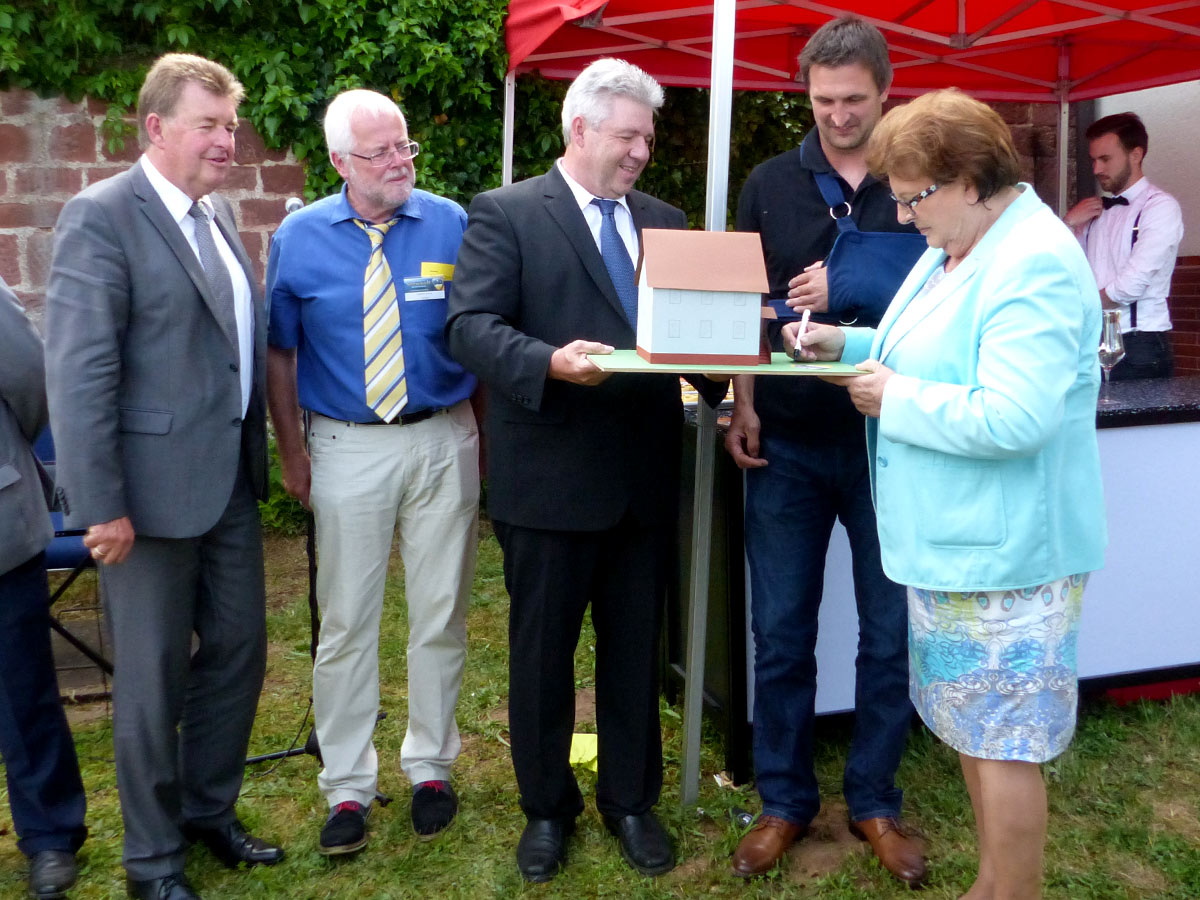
[
  {"x1": 0, "y1": 278, "x2": 54, "y2": 575},
  {"x1": 45, "y1": 160, "x2": 268, "y2": 538}
]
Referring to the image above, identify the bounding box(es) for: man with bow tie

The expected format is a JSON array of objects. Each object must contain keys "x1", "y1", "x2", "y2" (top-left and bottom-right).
[{"x1": 1064, "y1": 111, "x2": 1183, "y2": 379}]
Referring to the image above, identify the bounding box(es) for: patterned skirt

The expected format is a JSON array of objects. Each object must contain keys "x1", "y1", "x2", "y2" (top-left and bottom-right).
[{"x1": 907, "y1": 574, "x2": 1086, "y2": 763}]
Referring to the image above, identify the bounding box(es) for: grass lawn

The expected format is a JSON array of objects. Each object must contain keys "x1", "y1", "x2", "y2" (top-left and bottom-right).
[{"x1": 4, "y1": 526, "x2": 1200, "y2": 898}]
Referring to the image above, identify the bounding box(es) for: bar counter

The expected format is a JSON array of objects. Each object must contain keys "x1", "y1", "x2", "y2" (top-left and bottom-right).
[{"x1": 1096, "y1": 373, "x2": 1200, "y2": 427}]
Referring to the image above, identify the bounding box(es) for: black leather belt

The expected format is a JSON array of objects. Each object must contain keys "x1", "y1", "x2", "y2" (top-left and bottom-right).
[{"x1": 356, "y1": 407, "x2": 442, "y2": 426}]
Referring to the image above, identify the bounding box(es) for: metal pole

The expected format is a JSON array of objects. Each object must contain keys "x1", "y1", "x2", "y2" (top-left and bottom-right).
[
  {"x1": 503, "y1": 71, "x2": 516, "y2": 187},
  {"x1": 1057, "y1": 42, "x2": 1071, "y2": 215},
  {"x1": 681, "y1": 0, "x2": 736, "y2": 810},
  {"x1": 1058, "y1": 95, "x2": 1070, "y2": 215}
]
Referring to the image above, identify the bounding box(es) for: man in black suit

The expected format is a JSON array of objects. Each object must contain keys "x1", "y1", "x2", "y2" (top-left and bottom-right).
[{"x1": 448, "y1": 57, "x2": 717, "y2": 882}]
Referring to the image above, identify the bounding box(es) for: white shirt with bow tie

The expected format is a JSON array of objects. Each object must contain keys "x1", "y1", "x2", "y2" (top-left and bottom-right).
[{"x1": 1077, "y1": 176, "x2": 1183, "y2": 333}]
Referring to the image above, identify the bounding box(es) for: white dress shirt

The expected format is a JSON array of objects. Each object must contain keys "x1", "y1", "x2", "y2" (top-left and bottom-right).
[
  {"x1": 556, "y1": 158, "x2": 640, "y2": 266},
  {"x1": 141, "y1": 155, "x2": 253, "y2": 413},
  {"x1": 1077, "y1": 176, "x2": 1183, "y2": 333}
]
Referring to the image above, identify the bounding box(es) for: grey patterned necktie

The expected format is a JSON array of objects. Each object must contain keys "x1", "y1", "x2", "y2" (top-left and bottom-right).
[{"x1": 187, "y1": 201, "x2": 237, "y2": 347}]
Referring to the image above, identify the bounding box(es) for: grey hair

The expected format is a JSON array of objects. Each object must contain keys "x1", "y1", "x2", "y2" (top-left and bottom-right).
[
  {"x1": 561, "y1": 58, "x2": 664, "y2": 146},
  {"x1": 324, "y1": 89, "x2": 407, "y2": 157}
]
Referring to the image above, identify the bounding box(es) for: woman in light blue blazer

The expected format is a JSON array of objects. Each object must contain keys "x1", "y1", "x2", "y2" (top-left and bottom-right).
[{"x1": 793, "y1": 90, "x2": 1107, "y2": 900}]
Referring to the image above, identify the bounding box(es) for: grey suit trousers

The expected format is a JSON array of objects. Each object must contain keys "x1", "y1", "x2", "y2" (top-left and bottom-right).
[{"x1": 99, "y1": 460, "x2": 266, "y2": 880}]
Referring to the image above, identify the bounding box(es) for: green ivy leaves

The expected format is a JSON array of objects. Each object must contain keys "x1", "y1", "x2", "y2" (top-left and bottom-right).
[{"x1": 1, "y1": 0, "x2": 813, "y2": 222}]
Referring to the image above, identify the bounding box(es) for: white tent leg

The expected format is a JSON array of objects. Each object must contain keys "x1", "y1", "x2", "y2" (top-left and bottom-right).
[
  {"x1": 681, "y1": 0, "x2": 736, "y2": 811},
  {"x1": 503, "y1": 70, "x2": 516, "y2": 187}
]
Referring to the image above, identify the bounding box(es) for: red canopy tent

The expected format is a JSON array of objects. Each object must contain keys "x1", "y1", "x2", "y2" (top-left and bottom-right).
[
  {"x1": 507, "y1": 0, "x2": 1200, "y2": 101},
  {"x1": 502, "y1": 0, "x2": 1200, "y2": 210}
]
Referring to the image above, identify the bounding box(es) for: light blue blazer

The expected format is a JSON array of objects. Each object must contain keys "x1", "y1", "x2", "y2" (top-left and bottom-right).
[{"x1": 841, "y1": 185, "x2": 1107, "y2": 591}]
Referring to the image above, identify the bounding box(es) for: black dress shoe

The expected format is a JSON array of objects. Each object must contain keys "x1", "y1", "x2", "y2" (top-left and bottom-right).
[
  {"x1": 182, "y1": 819, "x2": 285, "y2": 868},
  {"x1": 27, "y1": 850, "x2": 77, "y2": 899},
  {"x1": 516, "y1": 818, "x2": 574, "y2": 883},
  {"x1": 126, "y1": 873, "x2": 200, "y2": 900},
  {"x1": 602, "y1": 812, "x2": 675, "y2": 876}
]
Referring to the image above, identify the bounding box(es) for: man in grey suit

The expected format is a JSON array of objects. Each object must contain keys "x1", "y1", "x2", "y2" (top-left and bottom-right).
[
  {"x1": 0, "y1": 278, "x2": 88, "y2": 899},
  {"x1": 45, "y1": 54, "x2": 282, "y2": 900}
]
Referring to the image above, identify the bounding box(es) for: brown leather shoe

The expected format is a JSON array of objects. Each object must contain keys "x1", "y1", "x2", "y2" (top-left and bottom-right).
[
  {"x1": 849, "y1": 816, "x2": 927, "y2": 887},
  {"x1": 731, "y1": 815, "x2": 807, "y2": 878}
]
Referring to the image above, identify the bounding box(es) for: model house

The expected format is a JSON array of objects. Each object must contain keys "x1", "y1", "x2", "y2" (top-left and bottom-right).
[{"x1": 635, "y1": 229, "x2": 769, "y2": 364}]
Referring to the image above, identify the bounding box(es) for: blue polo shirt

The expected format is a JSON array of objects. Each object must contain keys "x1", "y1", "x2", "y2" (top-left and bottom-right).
[{"x1": 267, "y1": 186, "x2": 475, "y2": 421}]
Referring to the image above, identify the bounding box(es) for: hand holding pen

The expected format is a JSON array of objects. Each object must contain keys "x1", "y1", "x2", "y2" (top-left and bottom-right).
[{"x1": 783, "y1": 314, "x2": 846, "y2": 362}]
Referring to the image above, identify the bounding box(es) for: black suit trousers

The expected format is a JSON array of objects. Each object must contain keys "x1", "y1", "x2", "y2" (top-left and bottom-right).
[
  {"x1": 0, "y1": 552, "x2": 88, "y2": 857},
  {"x1": 494, "y1": 516, "x2": 669, "y2": 821}
]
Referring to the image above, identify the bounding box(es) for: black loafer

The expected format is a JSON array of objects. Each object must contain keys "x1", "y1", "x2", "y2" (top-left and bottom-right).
[
  {"x1": 182, "y1": 819, "x2": 284, "y2": 868},
  {"x1": 27, "y1": 850, "x2": 77, "y2": 899},
  {"x1": 126, "y1": 873, "x2": 200, "y2": 900},
  {"x1": 516, "y1": 818, "x2": 574, "y2": 883},
  {"x1": 602, "y1": 812, "x2": 675, "y2": 876}
]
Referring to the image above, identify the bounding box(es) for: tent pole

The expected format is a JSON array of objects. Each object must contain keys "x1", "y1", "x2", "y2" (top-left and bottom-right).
[
  {"x1": 1057, "y1": 42, "x2": 1070, "y2": 215},
  {"x1": 681, "y1": 0, "x2": 736, "y2": 811},
  {"x1": 1057, "y1": 95, "x2": 1070, "y2": 215},
  {"x1": 503, "y1": 70, "x2": 516, "y2": 187}
]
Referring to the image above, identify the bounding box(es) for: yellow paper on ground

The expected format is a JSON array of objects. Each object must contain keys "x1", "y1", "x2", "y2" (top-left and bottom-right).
[{"x1": 569, "y1": 733, "x2": 598, "y2": 771}]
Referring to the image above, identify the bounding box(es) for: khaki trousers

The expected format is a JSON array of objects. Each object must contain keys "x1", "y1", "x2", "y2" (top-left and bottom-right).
[{"x1": 308, "y1": 401, "x2": 478, "y2": 807}]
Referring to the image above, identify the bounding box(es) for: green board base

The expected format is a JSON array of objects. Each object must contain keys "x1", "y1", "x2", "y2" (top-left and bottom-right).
[{"x1": 586, "y1": 349, "x2": 864, "y2": 376}]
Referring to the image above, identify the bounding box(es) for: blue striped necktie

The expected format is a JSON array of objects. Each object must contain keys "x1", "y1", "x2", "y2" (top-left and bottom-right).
[{"x1": 592, "y1": 198, "x2": 637, "y2": 328}]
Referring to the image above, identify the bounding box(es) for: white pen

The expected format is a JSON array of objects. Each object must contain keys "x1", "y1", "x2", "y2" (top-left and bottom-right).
[{"x1": 792, "y1": 308, "x2": 811, "y2": 361}]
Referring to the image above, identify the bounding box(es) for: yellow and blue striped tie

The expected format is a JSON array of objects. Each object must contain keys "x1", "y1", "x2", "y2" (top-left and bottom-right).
[{"x1": 356, "y1": 218, "x2": 407, "y2": 422}]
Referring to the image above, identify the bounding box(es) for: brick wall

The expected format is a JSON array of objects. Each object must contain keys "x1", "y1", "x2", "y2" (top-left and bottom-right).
[
  {"x1": 0, "y1": 88, "x2": 305, "y2": 326},
  {"x1": 1171, "y1": 257, "x2": 1200, "y2": 375},
  {"x1": 993, "y1": 101, "x2": 1075, "y2": 207}
]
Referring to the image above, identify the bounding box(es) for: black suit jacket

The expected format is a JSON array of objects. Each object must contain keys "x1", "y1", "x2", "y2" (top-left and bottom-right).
[{"x1": 447, "y1": 165, "x2": 707, "y2": 532}]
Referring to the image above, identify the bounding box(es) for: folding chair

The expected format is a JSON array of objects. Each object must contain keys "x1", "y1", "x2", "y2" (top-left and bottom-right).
[{"x1": 33, "y1": 428, "x2": 114, "y2": 688}]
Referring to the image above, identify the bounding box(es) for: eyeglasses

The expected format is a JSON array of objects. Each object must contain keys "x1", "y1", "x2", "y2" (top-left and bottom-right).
[
  {"x1": 889, "y1": 183, "x2": 939, "y2": 211},
  {"x1": 348, "y1": 141, "x2": 421, "y2": 166}
]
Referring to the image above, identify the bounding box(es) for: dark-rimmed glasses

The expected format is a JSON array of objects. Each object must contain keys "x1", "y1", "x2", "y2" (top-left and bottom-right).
[
  {"x1": 889, "y1": 183, "x2": 939, "y2": 211},
  {"x1": 349, "y1": 141, "x2": 421, "y2": 167}
]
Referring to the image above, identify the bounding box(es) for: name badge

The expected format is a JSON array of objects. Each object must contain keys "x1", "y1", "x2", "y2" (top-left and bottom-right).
[
  {"x1": 422, "y1": 261, "x2": 455, "y2": 281},
  {"x1": 403, "y1": 275, "x2": 445, "y2": 301}
]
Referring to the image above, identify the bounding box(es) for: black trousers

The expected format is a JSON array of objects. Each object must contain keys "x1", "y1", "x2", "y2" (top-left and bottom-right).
[
  {"x1": 494, "y1": 517, "x2": 669, "y2": 821},
  {"x1": 1110, "y1": 330, "x2": 1173, "y2": 381},
  {"x1": 0, "y1": 552, "x2": 88, "y2": 857}
]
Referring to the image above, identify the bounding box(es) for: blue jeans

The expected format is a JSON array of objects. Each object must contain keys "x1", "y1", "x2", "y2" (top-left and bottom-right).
[{"x1": 744, "y1": 435, "x2": 911, "y2": 825}]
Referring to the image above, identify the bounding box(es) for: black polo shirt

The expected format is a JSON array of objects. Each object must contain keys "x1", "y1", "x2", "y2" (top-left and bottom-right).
[{"x1": 736, "y1": 129, "x2": 918, "y2": 442}]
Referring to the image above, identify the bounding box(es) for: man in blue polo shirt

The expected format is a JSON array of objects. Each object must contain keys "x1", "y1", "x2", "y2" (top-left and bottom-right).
[{"x1": 266, "y1": 89, "x2": 479, "y2": 855}]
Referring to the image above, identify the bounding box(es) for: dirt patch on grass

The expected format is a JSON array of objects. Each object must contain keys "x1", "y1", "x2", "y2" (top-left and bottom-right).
[
  {"x1": 784, "y1": 801, "x2": 870, "y2": 886},
  {"x1": 1113, "y1": 852, "x2": 1171, "y2": 895},
  {"x1": 263, "y1": 532, "x2": 310, "y2": 611},
  {"x1": 1151, "y1": 798, "x2": 1200, "y2": 841},
  {"x1": 64, "y1": 698, "x2": 111, "y2": 728},
  {"x1": 669, "y1": 818, "x2": 725, "y2": 881},
  {"x1": 486, "y1": 687, "x2": 597, "y2": 729}
]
